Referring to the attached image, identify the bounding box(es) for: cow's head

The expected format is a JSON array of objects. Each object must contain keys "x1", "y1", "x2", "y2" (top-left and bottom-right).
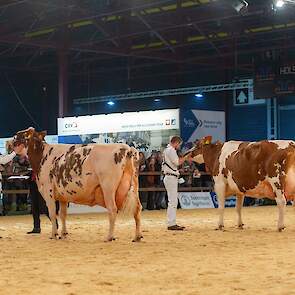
[
  {"x1": 185, "y1": 136, "x2": 212, "y2": 164},
  {"x1": 13, "y1": 127, "x2": 47, "y2": 154},
  {"x1": 13, "y1": 127, "x2": 48, "y2": 173}
]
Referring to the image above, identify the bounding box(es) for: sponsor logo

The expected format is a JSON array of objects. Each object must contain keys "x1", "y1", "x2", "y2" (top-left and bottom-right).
[
  {"x1": 165, "y1": 118, "x2": 177, "y2": 126},
  {"x1": 65, "y1": 122, "x2": 78, "y2": 129},
  {"x1": 210, "y1": 192, "x2": 236, "y2": 208},
  {"x1": 180, "y1": 195, "x2": 192, "y2": 207},
  {"x1": 183, "y1": 118, "x2": 196, "y2": 128},
  {"x1": 280, "y1": 65, "x2": 295, "y2": 75}
]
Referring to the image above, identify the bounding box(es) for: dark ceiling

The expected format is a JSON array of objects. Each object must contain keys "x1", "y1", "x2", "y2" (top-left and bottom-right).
[{"x1": 0, "y1": 0, "x2": 294, "y2": 80}]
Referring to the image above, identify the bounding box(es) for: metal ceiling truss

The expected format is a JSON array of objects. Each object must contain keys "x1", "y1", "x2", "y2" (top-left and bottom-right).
[
  {"x1": 73, "y1": 79, "x2": 253, "y2": 104},
  {"x1": 0, "y1": 1, "x2": 293, "y2": 74}
]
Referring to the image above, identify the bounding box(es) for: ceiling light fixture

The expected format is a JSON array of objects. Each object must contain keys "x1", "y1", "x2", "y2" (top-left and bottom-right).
[
  {"x1": 195, "y1": 93, "x2": 204, "y2": 98},
  {"x1": 228, "y1": 0, "x2": 249, "y2": 14},
  {"x1": 275, "y1": 0, "x2": 285, "y2": 7}
]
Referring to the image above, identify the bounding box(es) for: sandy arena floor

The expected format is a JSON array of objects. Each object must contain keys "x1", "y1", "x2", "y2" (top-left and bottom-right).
[{"x1": 1, "y1": 206, "x2": 295, "y2": 295}]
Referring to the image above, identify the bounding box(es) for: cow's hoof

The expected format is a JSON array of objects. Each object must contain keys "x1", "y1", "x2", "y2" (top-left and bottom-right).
[
  {"x1": 238, "y1": 224, "x2": 245, "y2": 229},
  {"x1": 61, "y1": 232, "x2": 69, "y2": 238},
  {"x1": 215, "y1": 225, "x2": 224, "y2": 231},
  {"x1": 278, "y1": 227, "x2": 286, "y2": 232},
  {"x1": 104, "y1": 237, "x2": 116, "y2": 242},
  {"x1": 50, "y1": 233, "x2": 59, "y2": 240},
  {"x1": 132, "y1": 235, "x2": 143, "y2": 242}
]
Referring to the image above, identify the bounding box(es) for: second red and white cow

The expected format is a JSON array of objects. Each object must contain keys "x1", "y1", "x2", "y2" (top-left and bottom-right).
[
  {"x1": 186, "y1": 136, "x2": 295, "y2": 231},
  {"x1": 13, "y1": 128, "x2": 143, "y2": 242}
]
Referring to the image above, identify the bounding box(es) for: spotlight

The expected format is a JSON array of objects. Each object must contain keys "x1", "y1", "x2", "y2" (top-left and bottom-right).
[
  {"x1": 107, "y1": 101, "x2": 115, "y2": 106},
  {"x1": 274, "y1": 0, "x2": 295, "y2": 8},
  {"x1": 275, "y1": 0, "x2": 285, "y2": 7},
  {"x1": 229, "y1": 0, "x2": 248, "y2": 14},
  {"x1": 154, "y1": 98, "x2": 161, "y2": 102},
  {"x1": 195, "y1": 93, "x2": 204, "y2": 98}
]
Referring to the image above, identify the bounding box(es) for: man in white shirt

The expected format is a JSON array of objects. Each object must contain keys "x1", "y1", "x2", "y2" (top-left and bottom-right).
[{"x1": 162, "y1": 136, "x2": 189, "y2": 230}]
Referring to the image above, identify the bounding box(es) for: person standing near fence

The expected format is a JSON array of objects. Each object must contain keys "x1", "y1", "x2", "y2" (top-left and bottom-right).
[
  {"x1": 27, "y1": 171, "x2": 59, "y2": 234},
  {"x1": 162, "y1": 136, "x2": 188, "y2": 231},
  {"x1": 11, "y1": 138, "x2": 60, "y2": 234}
]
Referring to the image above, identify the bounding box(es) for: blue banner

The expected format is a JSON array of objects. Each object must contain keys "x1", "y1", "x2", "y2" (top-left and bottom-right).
[
  {"x1": 180, "y1": 109, "x2": 225, "y2": 145},
  {"x1": 210, "y1": 192, "x2": 236, "y2": 208}
]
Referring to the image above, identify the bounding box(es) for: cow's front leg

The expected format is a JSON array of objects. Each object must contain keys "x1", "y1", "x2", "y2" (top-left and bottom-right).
[
  {"x1": 46, "y1": 198, "x2": 59, "y2": 239},
  {"x1": 215, "y1": 184, "x2": 226, "y2": 230},
  {"x1": 275, "y1": 192, "x2": 287, "y2": 232},
  {"x1": 59, "y1": 201, "x2": 68, "y2": 238},
  {"x1": 236, "y1": 195, "x2": 245, "y2": 229}
]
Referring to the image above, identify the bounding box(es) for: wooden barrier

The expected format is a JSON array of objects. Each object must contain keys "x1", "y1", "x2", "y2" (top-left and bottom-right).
[
  {"x1": 2, "y1": 189, "x2": 29, "y2": 194},
  {"x1": 139, "y1": 187, "x2": 212, "y2": 192},
  {"x1": 0, "y1": 172, "x2": 213, "y2": 195}
]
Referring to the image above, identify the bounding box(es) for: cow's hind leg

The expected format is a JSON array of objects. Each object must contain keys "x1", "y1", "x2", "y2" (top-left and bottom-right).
[
  {"x1": 103, "y1": 189, "x2": 118, "y2": 242},
  {"x1": 275, "y1": 191, "x2": 287, "y2": 232},
  {"x1": 236, "y1": 194, "x2": 245, "y2": 229},
  {"x1": 59, "y1": 201, "x2": 68, "y2": 238},
  {"x1": 132, "y1": 200, "x2": 143, "y2": 242},
  {"x1": 46, "y1": 197, "x2": 58, "y2": 239}
]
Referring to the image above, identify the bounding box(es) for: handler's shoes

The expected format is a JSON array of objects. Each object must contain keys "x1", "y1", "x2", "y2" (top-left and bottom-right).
[
  {"x1": 167, "y1": 225, "x2": 185, "y2": 231},
  {"x1": 27, "y1": 228, "x2": 41, "y2": 234}
]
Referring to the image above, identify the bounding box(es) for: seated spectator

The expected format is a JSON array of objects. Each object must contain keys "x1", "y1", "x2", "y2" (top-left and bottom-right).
[
  {"x1": 196, "y1": 163, "x2": 213, "y2": 189},
  {"x1": 12, "y1": 153, "x2": 30, "y2": 211},
  {"x1": 2, "y1": 160, "x2": 15, "y2": 213},
  {"x1": 180, "y1": 158, "x2": 197, "y2": 187},
  {"x1": 154, "y1": 151, "x2": 166, "y2": 209},
  {"x1": 0, "y1": 142, "x2": 26, "y2": 216},
  {"x1": 138, "y1": 152, "x2": 147, "y2": 208},
  {"x1": 138, "y1": 152, "x2": 146, "y2": 175},
  {"x1": 1, "y1": 141, "x2": 28, "y2": 213},
  {"x1": 145, "y1": 156, "x2": 156, "y2": 210}
]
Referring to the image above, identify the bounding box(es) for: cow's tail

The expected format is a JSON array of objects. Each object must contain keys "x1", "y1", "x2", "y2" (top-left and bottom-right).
[{"x1": 120, "y1": 148, "x2": 141, "y2": 217}]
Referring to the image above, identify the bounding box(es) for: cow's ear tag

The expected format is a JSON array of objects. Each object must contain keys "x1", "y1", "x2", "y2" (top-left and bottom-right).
[{"x1": 204, "y1": 136, "x2": 212, "y2": 145}]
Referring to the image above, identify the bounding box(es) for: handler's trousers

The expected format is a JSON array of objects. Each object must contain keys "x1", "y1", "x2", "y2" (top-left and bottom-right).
[
  {"x1": 29, "y1": 180, "x2": 59, "y2": 230},
  {"x1": 163, "y1": 175, "x2": 178, "y2": 227}
]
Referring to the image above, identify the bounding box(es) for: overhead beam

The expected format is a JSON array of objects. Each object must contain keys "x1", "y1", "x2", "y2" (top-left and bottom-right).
[
  {"x1": 189, "y1": 20, "x2": 223, "y2": 57},
  {"x1": 0, "y1": 33, "x2": 181, "y2": 63},
  {"x1": 0, "y1": 0, "x2": 28, "y2": 9},
  {"x1": 92, "y1": 19, "x2": 119, "y2": 47},
  {"x1": 134, "y1": 11, "x2": 175, "y2": 53},
  {"x1": 9, "y1": 0, "x2": 175, "y2": 39}
]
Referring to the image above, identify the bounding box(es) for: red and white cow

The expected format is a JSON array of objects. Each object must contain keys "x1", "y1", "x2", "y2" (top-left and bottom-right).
[
  {"x1": 13, "y1": 128, "x2": 143, "y2": 242},
  {"x1": 186, "y1": 136, "x2": 295, "y2": 231}
]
